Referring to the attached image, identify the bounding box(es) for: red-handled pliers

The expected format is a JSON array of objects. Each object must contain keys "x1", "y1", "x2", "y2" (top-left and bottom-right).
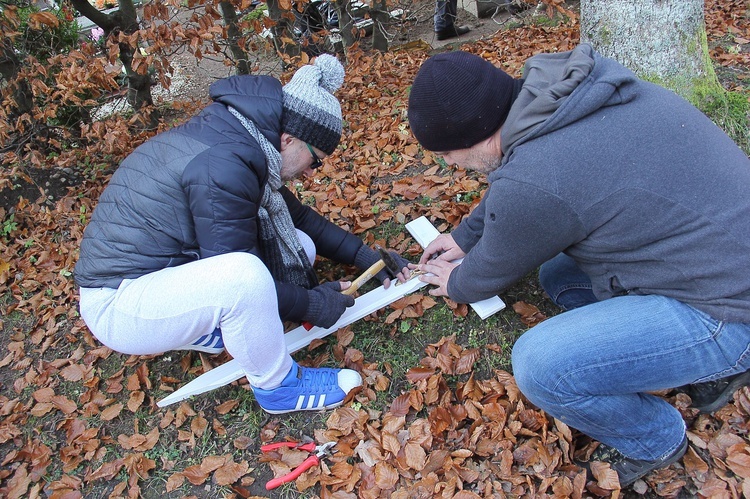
[{"x1": 262, "y1": 441, "x2": 336, "y2": 490}]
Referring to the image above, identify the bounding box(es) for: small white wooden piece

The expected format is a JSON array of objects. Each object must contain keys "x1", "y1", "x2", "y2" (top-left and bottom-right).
[
  {"x1": 405, "y1": 217, "x2": 506, "y2": 320},
  {"x1": 156, "y1": 216, "x2": 505, "y2": 407}
]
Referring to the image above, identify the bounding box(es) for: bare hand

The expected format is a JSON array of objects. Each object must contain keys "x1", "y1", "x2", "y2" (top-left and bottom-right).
[
  {"x1": 419, "y1": 234, "x2": 465, "y2": 264},
  {"x1": 418, "y1": 259, "x2": 460, "y2": 297}
]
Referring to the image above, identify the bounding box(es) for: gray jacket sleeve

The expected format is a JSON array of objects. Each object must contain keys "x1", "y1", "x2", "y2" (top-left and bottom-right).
[
  {"x1": 447, "y1": 180, "x2": 585, "y2": 303},
  {"x1": 451, "y1": 194, "x2": 487, "y2": 253}
]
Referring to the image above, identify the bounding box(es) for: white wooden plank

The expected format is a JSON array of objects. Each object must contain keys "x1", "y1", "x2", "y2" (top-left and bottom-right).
[
  {"x1": 157, "y1": 276, "x2": 429, "y2": 407},
  {"x1": 406, "y1": 216, "x2": 506, "y2": 319},
  {"x1": 405, "y1": 216, "x2": 441, "y2": 248},
  {"x1": 156, "y1": 358, "x2": 249, "y2": 407},
  {"x1": 157, "y1": 216, "x2": 504, "y2": 407},
  {"x1": 284, "y1": 277, "x2": 428, "y2": 353}
]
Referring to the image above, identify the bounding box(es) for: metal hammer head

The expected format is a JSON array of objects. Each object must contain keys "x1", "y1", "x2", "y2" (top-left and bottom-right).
[{"x1": 376, "y1": 245, "x2": 402, "y2": 276}]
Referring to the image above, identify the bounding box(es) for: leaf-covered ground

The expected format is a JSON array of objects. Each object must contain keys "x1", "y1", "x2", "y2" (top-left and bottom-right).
[{"x1": 0, "y1": 1, "x2": 748, "y2": 498}]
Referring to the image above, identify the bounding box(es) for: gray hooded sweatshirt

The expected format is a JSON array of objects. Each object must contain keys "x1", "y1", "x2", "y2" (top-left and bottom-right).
[{"x1": 447, "y1": 44, "x2": 750, "y2": 323}]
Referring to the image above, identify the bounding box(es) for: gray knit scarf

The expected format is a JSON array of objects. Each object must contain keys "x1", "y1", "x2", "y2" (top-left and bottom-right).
[{"x1": 229, "y1": 107, "x2": 318, "y2": 289}]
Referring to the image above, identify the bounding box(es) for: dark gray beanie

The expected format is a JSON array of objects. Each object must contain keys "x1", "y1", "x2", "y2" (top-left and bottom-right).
[
  {"x1": 282, "y1": 54, "x2": 344, "y2": 155},
  {"x1": 408, "y1": 51, "x2": 518, "y2": 152}
]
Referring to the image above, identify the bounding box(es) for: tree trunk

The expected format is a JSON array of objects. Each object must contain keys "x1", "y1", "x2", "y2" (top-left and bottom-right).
[
  {"x1": 370, "y1": 0, "x2": 390, "y2": 52},
  {"x1": 334, "y1": 0, "x2": 356, "y2": 49},
  {"x1": 118, "y1": 44, "x2": 155, "y2": 108},
  {"x1": 69, "y1": 0, "x2": 159, "y2": 124},
  {"x1": 580, "y1": 0, "x2": 717, "y2": 99},
  {"x1": 0, "y1": 36, "x2": 33, "y2": 119},
  {"x1": 266, "y1": 0, "x2": 301, "y2": 59},
  {"x1": 219, "y1": 1, "x2": 251, "y2": 75}
]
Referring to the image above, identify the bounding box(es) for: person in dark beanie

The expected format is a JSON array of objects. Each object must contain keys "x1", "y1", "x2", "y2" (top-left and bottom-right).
[
  {"x1": 75, "y1": 54, "x2": 410, "y2": 415},
  {"x1": 408, "y1": 45, "x2": 750, "y2": 487}
]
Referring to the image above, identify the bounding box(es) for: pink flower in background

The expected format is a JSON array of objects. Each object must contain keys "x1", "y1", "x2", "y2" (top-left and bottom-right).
[{"x1": 90, "y1": 27, "x2": 105, "y2": 42}]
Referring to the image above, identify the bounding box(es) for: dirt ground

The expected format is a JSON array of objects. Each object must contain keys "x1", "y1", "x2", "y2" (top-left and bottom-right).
[{"x1": 160, "y1": 0, "x2": 530, "y2": 103}]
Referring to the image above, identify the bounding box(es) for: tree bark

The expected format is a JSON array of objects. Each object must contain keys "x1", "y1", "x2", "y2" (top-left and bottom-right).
[
  {"x1": 370, "y1": 0, "x2": 390, "y2": 52},
  {"x1": 219, "y1": 1, "x2": 251, "y2": 75},
  {"x1": 580, "y1": 0, "x2": 716, "y2": 99},
  {"x1": 0, "y1": 36, "x2": 33, "y2": 119},
  {"x1": 266, "y1": 0, "x2": 301, "y2": 59},
  {"x1": 334, "y1": 0, "x2": 356, "y2": 49},
  {"x1": 69, "y1": 0, "x2": 158, "y2": 121}
]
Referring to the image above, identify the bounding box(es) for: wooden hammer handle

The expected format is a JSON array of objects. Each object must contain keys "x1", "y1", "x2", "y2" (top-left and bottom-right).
[{"x1": 342, "y1": 259, "x2": 386, "y2": 295}]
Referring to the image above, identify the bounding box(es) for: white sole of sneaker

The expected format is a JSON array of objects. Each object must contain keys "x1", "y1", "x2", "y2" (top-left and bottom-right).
[{"x1": 261, "y1": 400, "x2": 343, "y2": 415}]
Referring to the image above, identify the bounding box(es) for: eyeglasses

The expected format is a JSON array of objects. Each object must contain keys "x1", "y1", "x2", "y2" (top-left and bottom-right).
[{"x1": 305, "y1": 142, "x2": 323, "y2": 170}]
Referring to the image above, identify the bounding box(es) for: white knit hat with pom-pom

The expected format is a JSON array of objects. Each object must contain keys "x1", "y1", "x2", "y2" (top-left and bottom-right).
[{"x1": 282, "y1": 54, "x2": 345, "y2": 155}]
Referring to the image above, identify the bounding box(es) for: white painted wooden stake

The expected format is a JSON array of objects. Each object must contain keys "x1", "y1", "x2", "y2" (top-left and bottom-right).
[
  {"x1": 156, "y1": 216, "x2": 505, "y2": 407},
  {"x1": 404, "y1": 217, "x2": 506, "y2": 320}
]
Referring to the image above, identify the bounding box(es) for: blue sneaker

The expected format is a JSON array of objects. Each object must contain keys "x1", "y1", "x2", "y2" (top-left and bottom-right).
[
  {"x1": 178, "y1": 328, "x2": 225, "y2": 355},
  {"x1": 252, "y1": 362, "x2": 362, "y2": 415}
]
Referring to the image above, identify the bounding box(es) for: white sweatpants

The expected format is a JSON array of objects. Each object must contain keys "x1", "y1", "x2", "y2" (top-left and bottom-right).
[{"x1": 78, "y1": 231, "x2": 317, "y2": 389}]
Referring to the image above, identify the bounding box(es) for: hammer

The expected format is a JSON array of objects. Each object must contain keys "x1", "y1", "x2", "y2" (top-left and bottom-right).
[
  {"x1": 342, "y1": 245, "x2": 402, "y2": 295},
  {"x1": 302, "y1": 246, "x2": 403, "y2": 330}
]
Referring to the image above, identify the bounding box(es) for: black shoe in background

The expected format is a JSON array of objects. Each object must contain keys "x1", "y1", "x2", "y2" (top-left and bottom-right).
[
  {"x1": 577, "y1": 436, "x2": 688, "y2": 487},
  {"x1": 436, "y1": 25, "x2": 471, "y2": 41},
  {"x1": 682, "y1": 370, "x2": 750, "y2": 413}
]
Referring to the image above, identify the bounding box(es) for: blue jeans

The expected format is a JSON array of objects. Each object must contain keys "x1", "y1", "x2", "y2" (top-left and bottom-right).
[
  {"x1": 512, "y1": 254, "x2": 750, "y2": 460},
  {"x1": 434, "y1": 0, "x2": 457, "y2": 31}
]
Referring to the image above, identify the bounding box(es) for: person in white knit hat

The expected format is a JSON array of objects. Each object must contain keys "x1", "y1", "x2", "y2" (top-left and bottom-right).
[{"x1": 75, "y1": 55, "x2": 410, "y2": 414}]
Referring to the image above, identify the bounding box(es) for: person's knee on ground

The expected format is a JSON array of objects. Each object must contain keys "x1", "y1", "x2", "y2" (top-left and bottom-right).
[
  {"x1": 512, "y1": 333, "x2": 687, "y2": 486},
  {"x1": 512, "y1": 317, "x2": 688, "y2": 487}
]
